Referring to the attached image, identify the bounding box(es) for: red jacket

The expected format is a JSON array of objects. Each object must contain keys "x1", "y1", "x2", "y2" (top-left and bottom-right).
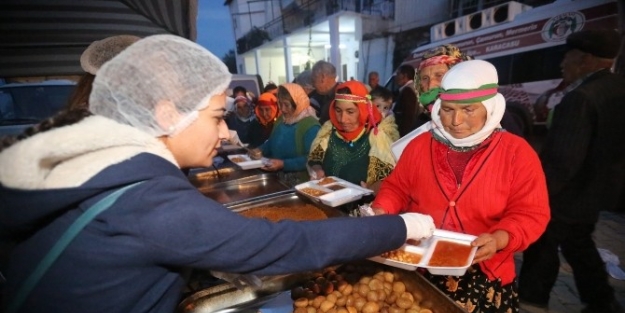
[{"x1": 373, "y1": 131, "x2": 550, "y2": 285}]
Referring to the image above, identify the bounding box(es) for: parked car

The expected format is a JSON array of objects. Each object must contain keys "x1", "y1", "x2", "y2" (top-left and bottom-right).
[{"x1": 0, "y1": 80, "x2": 76, "y2": 136}]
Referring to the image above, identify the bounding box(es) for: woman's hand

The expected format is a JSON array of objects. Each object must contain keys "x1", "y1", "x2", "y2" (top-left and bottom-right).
[
  {"x1": 261, "y1": 158, "x2": 284, "y2": 171},
  {"x1": 310, "y1": 165, "x2": 325, "y2": 180},
  {"x1": 247, "y1": 148, "x2": 262, "y2": 160},
  {"x1": 360, "y1": 180, "x2": 383, "y2": 195},
  {"x1": 471, "y1": 230, "x2": 509, "y2": 264}
]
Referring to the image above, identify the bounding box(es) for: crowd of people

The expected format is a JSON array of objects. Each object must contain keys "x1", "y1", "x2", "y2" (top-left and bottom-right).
[{"x1": 1, "y1": 28, "x2": 623, "y2": 313}]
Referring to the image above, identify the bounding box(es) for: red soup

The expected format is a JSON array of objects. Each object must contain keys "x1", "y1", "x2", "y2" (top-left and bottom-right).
[{"x1": 427, "y1": 240, "x2": 473, "y2": 267}]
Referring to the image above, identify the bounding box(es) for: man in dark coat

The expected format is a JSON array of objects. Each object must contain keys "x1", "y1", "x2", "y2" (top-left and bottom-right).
[
  {"x1": 393, "y1": 64, "x2": 420, "y2": 137},
  {"x1": 519, "y1": 29, "x2": 625, "y2": 313}
]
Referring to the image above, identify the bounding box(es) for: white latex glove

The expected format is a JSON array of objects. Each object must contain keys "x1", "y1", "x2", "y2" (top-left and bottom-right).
[{"x1": 400, "y1": 213, "x2": 435, "y2": 241}]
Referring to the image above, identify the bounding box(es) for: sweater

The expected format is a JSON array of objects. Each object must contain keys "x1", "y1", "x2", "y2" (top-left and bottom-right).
[
  {"x1": 260, "y1": 116, "x2": 320, "y2": 172},
  {"x1": 373, "y1": 131, "x2": 550, "y2": 285}
]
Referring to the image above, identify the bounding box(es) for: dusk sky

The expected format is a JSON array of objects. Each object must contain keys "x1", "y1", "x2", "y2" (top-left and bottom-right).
[{"x1": 196, "y1": 0, "x2": 236, "y2": 59}]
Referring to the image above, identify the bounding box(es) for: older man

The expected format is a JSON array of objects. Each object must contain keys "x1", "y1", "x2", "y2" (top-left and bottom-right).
[
  {"x1": 367, "y1": 71, "x2": 384, "y2": 94},
  {"x1": 519, "y1": 29, "x2": 625, "y2": 313},
  {"x1": 309, "y1": 60, "x2": 339, "y2": 124}
]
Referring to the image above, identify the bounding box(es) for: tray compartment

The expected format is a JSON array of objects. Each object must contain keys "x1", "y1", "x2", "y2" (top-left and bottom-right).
[{"x1": 197, "y1": 173, "x2": 292, "y2": 206}]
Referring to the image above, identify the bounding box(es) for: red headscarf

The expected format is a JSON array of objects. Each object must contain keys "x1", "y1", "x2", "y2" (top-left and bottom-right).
[
  {"x1": 254, "y1": 92, "x2": 279, "y2": 126},
  {"x1": 329, "y1": 81, "x2": 382, "y2": 142}
]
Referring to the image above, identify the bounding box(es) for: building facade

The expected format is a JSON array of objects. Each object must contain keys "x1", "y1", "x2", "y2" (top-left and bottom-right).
[{"x1": 223, "y1": 0, "x2": 560, "y2": 85}]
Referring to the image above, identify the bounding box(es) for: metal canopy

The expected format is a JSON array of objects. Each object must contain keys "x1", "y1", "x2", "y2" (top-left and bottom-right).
[{"x1": 0, "y1": 0, "x2": 198, "y2": 78}]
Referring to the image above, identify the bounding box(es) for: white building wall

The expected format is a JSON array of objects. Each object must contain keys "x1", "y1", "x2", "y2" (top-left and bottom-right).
[
  {"x1": 361, "y1": 37, "x2": 395, "y2": 83},
  {"x1": 393, "y1": 0, "x2": 450, "y2": 31},
  {"x1": 230, "y1": 0, "x2": 271, "y2": 41},
  {"x1": 228, "y1": 0, "x2": 453, "y2": 83}
]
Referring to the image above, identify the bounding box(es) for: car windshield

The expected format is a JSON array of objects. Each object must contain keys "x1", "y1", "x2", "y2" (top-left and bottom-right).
[{"x1": 0, "y1": 83, "x2": 75, "y2": 125}]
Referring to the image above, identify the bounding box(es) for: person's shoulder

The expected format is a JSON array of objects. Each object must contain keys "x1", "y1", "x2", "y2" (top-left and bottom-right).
[
  {"x1": 399, "y1": 85, "x2": 417, "y2": 97},
  {"x1": 564, "y1": 72, "x2": 625, "y2": 104},
  {"x1": 405, "y1": 130, "x2": 433, "y2": 148}
]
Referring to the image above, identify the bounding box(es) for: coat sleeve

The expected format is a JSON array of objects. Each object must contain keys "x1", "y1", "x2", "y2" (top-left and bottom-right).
[{"x1": 132, "y1": 177, "x2": 407, "y2": 275}]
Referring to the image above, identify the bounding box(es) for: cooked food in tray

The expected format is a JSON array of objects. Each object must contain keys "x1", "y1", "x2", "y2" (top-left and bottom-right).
[
  {"x1": 369, "y1": 230, "x2": 477, "y2": 275},
  {"x1": 226, "y1": 154, "x2": 264, "y2": 170},
  {"x1": 229, "y1": 156, "x2": 246, "y2": 163},
  {"x1": 326, "y1": 184, "x2": 346, "y2": 191},
  {"x1": 295, "y1": 177, "x2": 373, "y2": 207},
  {"x1": 290, "y1": 263, "x2": 436, "y2": 313},
  {"x1": 299, "y1": 187, "x2": 329, "y2": 197},
  {"x1": 380, "y1": 250, "x2": 423, "y2": 265},
  {"x1": 238, "y1": 203, "x2": 327, "y2": 221},
  {"x1": 317, "y1": 177, "x2": 337, "y2": 185},
  {"x1": 427, "y1": 240, "x2": 473, "y2": 267}
]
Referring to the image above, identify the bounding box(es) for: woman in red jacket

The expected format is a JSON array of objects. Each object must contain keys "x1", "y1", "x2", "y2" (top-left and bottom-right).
[{"x1": 372, "y1": 60, "x2": 550, "y2": 313}]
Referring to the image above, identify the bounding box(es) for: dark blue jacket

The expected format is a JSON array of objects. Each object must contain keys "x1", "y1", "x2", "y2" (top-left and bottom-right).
[{"x1": 1, "y1": 153, "x2": 406, "y2": 312}]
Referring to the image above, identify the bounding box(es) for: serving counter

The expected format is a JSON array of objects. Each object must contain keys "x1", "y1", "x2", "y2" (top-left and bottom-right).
[{"x1": 183, "y1": 160, "x2": 465, "y2": 313}]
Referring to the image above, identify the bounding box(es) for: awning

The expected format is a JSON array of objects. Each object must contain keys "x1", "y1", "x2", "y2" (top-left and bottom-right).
[{"x1": 0, "y1": 0, "x2": 198, "y2": 78}]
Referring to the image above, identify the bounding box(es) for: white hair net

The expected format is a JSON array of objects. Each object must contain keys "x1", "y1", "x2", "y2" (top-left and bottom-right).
[
  {"x1": 80, "y1": 35, "x2": 141, "y2": 75},
  {"x1": 89, "y1": 34, "x2": 232, "y2": 137}
]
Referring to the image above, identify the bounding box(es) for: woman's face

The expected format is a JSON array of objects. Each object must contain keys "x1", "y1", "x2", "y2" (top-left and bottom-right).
[
  {"x1": 373, "y1": 98, "x2": 391, "y2": 117},
  {"x1": 439, "y1": 100, "x2": 487, "y2": 139},
  {"x1": 278, "y1": 99, "x2": 295, "y2": 118},
  {"x1": 258, "y1": 105, "x2": 274, "y2": 121},
  {"x1": 164, "y1": 92, "x2": 230, "y2": 168},
  {"x1": 334, "y1": 101, "x2": 360, "y2": 132},
  {"x1": 419, "y1": 63, "x2": 449, "y2": 92},
  {"x1": 235, "y1": 100, "x2": 251, "y2": 118}
]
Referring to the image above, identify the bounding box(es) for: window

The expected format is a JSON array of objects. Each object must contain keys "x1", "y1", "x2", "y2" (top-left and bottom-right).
[{"x1": 0, "y1": 84, "x2": 74, "y2": 125}]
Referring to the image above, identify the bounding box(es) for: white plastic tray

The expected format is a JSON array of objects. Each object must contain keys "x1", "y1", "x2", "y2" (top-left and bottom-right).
[
  {"x1": 369, "y1": 229, "x2": 478, "y2": 276},
  {"x1": 227, "y1": 154, "x2": 264, "y2": 170},
  {"x1": 294, "y1": 176, "x2": 373, "y2": 207}
]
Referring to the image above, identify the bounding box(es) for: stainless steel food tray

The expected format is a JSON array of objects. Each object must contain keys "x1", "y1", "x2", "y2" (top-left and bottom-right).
[
  {"x1": 196, "y1": 173, "x2": 292, "y2": 206},
  {"x1": 227, "y1": 192, "x2": 345, "y2": 219},
  {"x1": 189, "y1": 166, "x2": 263, "y2": 187},
  {"x1": 178, "y1": 261, "x2": 467, "y2": 313}
]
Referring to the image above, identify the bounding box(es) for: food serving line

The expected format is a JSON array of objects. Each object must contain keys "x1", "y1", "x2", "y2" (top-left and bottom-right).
[{"x1": 180, "y1": 148, "x2": 472, "y2": 313}]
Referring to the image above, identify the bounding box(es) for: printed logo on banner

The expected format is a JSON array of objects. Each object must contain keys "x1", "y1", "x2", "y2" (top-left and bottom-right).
[{"x1": 542, "y1": 11, "x2": 585, "y2": 42}]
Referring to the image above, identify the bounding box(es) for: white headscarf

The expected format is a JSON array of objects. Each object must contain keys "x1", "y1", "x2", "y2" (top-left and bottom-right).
[{"x1": 429, "y1": 60, "x2": 506, "y2": 147}]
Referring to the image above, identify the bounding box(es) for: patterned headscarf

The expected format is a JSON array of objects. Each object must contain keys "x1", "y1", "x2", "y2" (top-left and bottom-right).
[
  {"x1": 329, "y1": 81, "x2": 382, "y2": 142},
  {"x1": 254, "y1": 92, "x2": 279, "y2": 126},
  {"x1": 233, "y1": 95, "x2": 254, "y2": 122},
  {"x1": 415, "y1": 44, "x2": 473, "y2": 107}
]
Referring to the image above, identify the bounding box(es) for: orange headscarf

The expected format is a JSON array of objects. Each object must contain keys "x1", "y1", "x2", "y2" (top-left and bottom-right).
[
  {"x1": 329, "y1": 81, "x2": 382, "y2": 142},
  {"x1": 254, "y1": 92, "x2": 279, "y2": 125}
]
